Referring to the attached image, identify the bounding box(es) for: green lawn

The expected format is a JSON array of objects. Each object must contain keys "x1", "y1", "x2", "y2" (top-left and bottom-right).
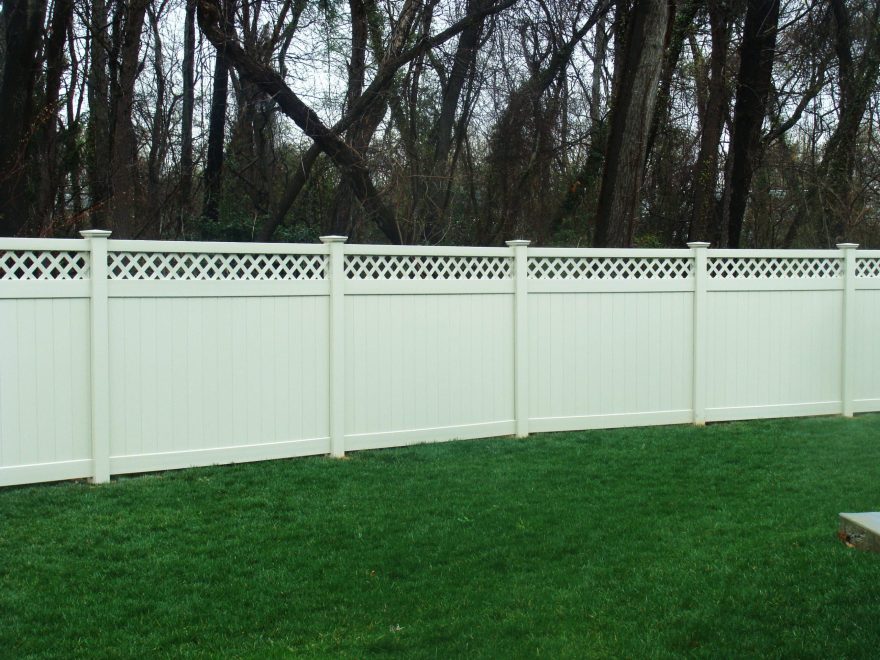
[{"x1": 2, "y1": 416, "x2": 880, "y2": 658}]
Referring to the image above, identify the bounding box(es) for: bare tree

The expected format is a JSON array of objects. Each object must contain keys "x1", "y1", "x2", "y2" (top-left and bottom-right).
[
  {"x1": 197, "y1": 0, "x2": 518, "y2": 243},
  {"x1": 818, "y1": 0, "x2": 880, "y2": 243},
  {"x1": 179, "y1": 0, "x2": 197, "y2": 235},
  {"x1": 689, "y1": 0, "x2": 732, "y2": 243},
  {"x1": 202, "y1": 0, "x2": 233, "y2": 224},
  {"x1": 594, "y1": 0, "x2": 669, "y2": 247},
  {"x1": 724, "y1": 0, "x2": 780, "y2": 248},
  {"x1": 0, "y1": 0, "x2": 49, "y2": 234}
]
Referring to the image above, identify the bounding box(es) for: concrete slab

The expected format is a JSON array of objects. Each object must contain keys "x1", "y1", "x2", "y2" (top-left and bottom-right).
[{"x1": 839, "y1": 512, "x2": 880, "y2": 552}]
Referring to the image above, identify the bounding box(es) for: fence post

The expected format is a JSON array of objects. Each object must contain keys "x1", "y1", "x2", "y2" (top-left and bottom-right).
[
  {"x1": 688, "y1": 241, "x2": 710, "y2": 426},
  {"x1": 321, "y1": 235, "x2": 348, "y2": 457},
  {"x1": 81, "y1": 229, "x2": 112, "y2": 483},
  {"x1": 507, "y1": 239, "x2": 531, "y2": 438},
  {"x1": 838, "y1": 242, "x2": 859, "y2": 417}
]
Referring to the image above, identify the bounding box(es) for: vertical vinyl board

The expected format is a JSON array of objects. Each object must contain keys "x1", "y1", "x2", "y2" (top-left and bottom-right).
[
  {"x1": 345, "y1": 293, "x2": 514, "y2": 440},
  {"x1": 0, "y1": 299, "x2": 91, "y2": 469},
  {"x1": 705, "y1": 290, "x2": 842, "y2": 414},
  {"x1": 108, "y1": 296, "x2": 329, "y2": 462},
  {"x1": 854, "y1": 290, "x2": 880, "y2": 405},
  {"x1": 527, "y1": 292, "x2": 693, "y2": 424}
]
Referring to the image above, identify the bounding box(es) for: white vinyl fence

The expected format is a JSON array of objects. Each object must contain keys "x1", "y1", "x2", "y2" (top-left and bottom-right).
[{"x1": 1, "y1": 233, "x2": 879, "y2": 486}]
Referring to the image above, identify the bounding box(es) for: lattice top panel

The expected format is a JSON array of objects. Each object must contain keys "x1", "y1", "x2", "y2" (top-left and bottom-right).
[
  {"x1": 108, "y1": 252, "x2": 326, "y2": 280},
  {"x1": 856, "y1": 258, "x2": 880, "y2": 278},
  {"x1": 0, "y1": 250, "x2": 89, "y2": 280},
  {"x1": 707, "y1": 257, "x2": 842, "y2": 279},
  {"x1": 528, "y1": 257, "x2": 693, "y2": 280},
  {"x1": 345, "y1": 255, "x2": 512, "y2": 280}
]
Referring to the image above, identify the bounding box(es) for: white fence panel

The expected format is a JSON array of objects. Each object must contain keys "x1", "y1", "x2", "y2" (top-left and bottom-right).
[
  {"x1": 107, "y1": 296, "x2": 330, "y2": 475},
  {"x1": 343, "y1": 247, "x2": 515, "y2": 450},
  {"x1": 705, "y1": 290, "x2": 843, "y2": 420},
  {"x1": 528, "y1": 290, "x2": 694, "y2": 431},
  {"x1": 527, "y1": 250, "x2": 694, "y2": 431},
  {"x1": 101, "y1": 243, "x2": 332, "y2": 475},
  {"x1": 704, "y1": 251, "x2": 845, "y2": 421},
  {"x1": 853, "y1": 290, "x2": 880, "y2": 411},
  {"x1": 853, "y1": 251, "x2": 880, "y2": 413},
  {"x1": 344, "y1": 293, "x2": 515, "y2": 450},
  {"x1": 0, "y1": 298, "x2": 92, "y2": 484},
  {"x1": 0, "y1": 245, "x2": 93, "y2": 485}
]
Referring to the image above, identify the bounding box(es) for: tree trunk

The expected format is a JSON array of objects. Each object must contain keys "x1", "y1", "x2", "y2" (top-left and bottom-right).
[
  {"x1": 417, "y1": 0, "x2": 486, "y2": 242},
  {"x1": 179, "y1": 0, "x2": 196, "y2": 235},
  {"x1": 87, "y1": 0, "x2": 112, "y2": 229},
  {"x1": 34, "y1": 0, "x2": 74, "y2": 232},
  {"x1": 590, "y1": 11, "x2": 607, "y2": 128},
  {"x1": 202, "y1": 0, "x2": 233, "y2": 223},
  {"x1": 328, "y1": 0, "x2": 370, "y2": 237},
  {"x1": 146, "y1": 4, "x2": 168, "y2": 236},
  {"x1": 0, "y1": 0, "x2": 49, "y2": 235},
  {"x1": 818, "y1": 0, "x2": 880, "y2": 243},
  {"x1": 593, "y1": 0, "x2": 668, "y2": 247},
  {"x1": 108, "y1": 0, "x2": 149, "y2": 237},
  {"x1": 547, "y1": 14, "x2": 608, "y2": 234},
  {"x1": 723, "y1": 0, "x2": 779, "y2": 248},
  {"x1": 645, "y1": 0, "x2": 698, "y2": 167},
  {"x1": 689, "y1": 0, "x2": 730, "y2": 243}
]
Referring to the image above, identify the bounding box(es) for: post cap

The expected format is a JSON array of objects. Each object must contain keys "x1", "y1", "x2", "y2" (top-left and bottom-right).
[
  {"x1": 319, "y1": 235, "x2": 348, "y2": 244},
  {"x1": 80, "y1": 229, "x2": 112, "y2": 239},
  {"x1": 687, "y1": 241, "x2": 711, "y2": 249},
  {"x1": 837, "y1": 243, "x2": 859, "y2": 249},
  {"x1": 505, "y1": 240, "x2": 531, "y2": 247}
]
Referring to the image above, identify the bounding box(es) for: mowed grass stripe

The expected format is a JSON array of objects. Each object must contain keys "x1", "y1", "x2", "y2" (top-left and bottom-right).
[{"x1": 1, "y1": 415, "x2": 879, "y2": 658}]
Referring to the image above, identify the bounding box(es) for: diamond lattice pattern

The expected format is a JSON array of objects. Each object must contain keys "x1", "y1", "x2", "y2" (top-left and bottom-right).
[
  {"x1": 108, "y1": 252, "x2": 326, "y2": 280},
  {"x1": 0, "y1": 251, "x2": 89, "y2": 280},
  {"x1": 856, "y1": 258, "x2": 880, "y2": 278},
  {"x1": 707, "y1": 257, "x2": 842, "y2": 279},
  {"x1": 528, "y1": 257, "x2": 692, "y2": 280},
  {"x1": 345, "y1": 255, "x2": 511, "y2": 280}
]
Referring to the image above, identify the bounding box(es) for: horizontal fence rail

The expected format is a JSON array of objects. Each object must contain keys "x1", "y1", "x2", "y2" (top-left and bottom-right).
[{"x1": 1, "y1": 235, "x2": 878, "y2": 487}]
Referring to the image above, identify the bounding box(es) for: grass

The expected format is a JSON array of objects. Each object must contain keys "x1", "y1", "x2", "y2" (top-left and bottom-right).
[{"x1": 2, "y1": 416, "x2": 880, "y2": 658}]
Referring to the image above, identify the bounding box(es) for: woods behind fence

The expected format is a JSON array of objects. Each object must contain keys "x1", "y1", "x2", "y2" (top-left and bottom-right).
[{"x1": 2, "y1": 1, "x2": 880, "y2": 249}]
